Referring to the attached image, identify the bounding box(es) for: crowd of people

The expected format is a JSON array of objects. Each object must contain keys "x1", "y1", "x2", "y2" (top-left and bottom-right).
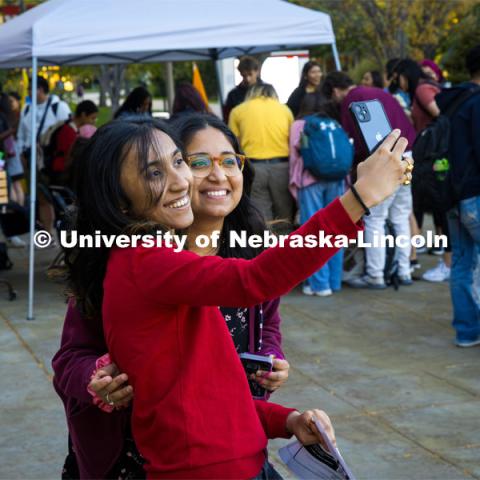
[{"x1": 0, "y1": 45, "x2": 479, "y2": 479}]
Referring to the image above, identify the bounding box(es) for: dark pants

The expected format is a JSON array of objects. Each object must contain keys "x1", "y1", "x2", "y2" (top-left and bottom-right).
[{"x1": 252, "y1": 459, "x2": 284, "y2": 480}]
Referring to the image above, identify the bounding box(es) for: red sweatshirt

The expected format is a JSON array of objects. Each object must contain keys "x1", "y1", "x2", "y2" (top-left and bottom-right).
[
  {"x1": 102, "y1": 198, "x2": 361, "y2": 479},
  {"x1": 52, "y1": 122, "x2": 77, "y2": 172}
]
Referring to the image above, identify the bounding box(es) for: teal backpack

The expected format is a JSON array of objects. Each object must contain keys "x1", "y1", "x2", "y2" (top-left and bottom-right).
[{"x1": 300, "y1": 115, "x2": 353, "y2": 180}]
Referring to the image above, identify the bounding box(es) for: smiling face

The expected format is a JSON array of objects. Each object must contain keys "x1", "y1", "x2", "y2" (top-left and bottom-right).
[
  {"x1": 186, "y1": 126, "x2": 243, "y2": 223},
  {"x1": 306, "y1": 65, "x2": 323, "y2": 88},
  {"x1": 120, "y1": 130, "x2": 194, "y2": 230}
]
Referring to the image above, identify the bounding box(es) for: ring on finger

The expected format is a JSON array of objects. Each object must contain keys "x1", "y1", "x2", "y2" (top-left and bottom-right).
[
  {"x1": 403, "y1": 172, "x2": 412, "y2": 185},
  {"x1": 106, "y1": 393, "x2": 115, "y2": 406},
  {"x1": 405, "y1": 162, "x2": 414, "y2": 173}
]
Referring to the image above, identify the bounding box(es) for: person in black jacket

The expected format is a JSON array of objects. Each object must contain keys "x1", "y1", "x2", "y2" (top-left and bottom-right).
[
  {"x1": 223, "y1": 56, "x2": 262, "y2": 123},
  {"x1": 286, "y1": 60, "x2": 323, "y2": 118},
  {"x1": 438, "y1": 44, "x2": 480, "y2": 347}
]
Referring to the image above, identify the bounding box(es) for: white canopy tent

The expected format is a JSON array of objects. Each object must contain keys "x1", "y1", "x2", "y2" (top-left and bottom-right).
[{"x1": 0, "y1": 0, "x2": 340, "y2": 319}]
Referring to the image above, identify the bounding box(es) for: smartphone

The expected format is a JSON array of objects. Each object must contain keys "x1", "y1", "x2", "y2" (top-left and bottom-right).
[
  {"x1": 349, "y1": 99, "x2": 392, "y2": 153},
  {"x1": 239, "y1": 353, "x2": 273, "y2": 400}
]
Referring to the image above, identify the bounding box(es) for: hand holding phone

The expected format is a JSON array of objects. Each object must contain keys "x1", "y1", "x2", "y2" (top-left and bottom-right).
[{"x1": 239, "y1": 353, "x2": 273, "y2": 399}]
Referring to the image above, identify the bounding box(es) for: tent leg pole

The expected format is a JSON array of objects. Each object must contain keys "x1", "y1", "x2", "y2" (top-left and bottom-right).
[
  {"x1": 165, "y1": 62, "x2": 174, "y2": 114},
  {"x1": 331, "y1": 42, "x2": 341, "y2": 71},
  {"x1": 214, "y1": 60, "x2": 224, "y2": 117},
  {"x1": 27, "y1": 58, "x2": 38, "y2": 320}
]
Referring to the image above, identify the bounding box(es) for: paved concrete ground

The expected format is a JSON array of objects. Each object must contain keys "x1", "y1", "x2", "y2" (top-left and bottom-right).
[{"x1": 0, "y1": 241, "x2": 479, "y2": 479}]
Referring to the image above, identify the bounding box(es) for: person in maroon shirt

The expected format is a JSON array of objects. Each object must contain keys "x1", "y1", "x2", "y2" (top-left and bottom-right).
[
  {"x1": 62, "y1": 115, "x2": 410, "y2": 478},
  {"x1": 322, "y1": 72, "x2": 416, "y2": 288}
]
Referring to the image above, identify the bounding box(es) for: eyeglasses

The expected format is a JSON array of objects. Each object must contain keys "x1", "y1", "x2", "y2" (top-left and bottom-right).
[{"x1": 185, "y1": 153, "x2": 246, "y2": 178}]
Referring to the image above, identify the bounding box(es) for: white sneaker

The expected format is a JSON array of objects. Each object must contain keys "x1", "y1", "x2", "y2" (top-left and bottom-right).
[
  {"x1": 455, "y1": 338, "x2": 480, "y2": 348},
  {"x1": 422, "y1": 261, "x2": 450, "y2": 282},
  {"x1": 315, "y1": 288, "x2": 333, "y2": 297},
  {"x1": 7, "y1": 236, "x2": 26, "y2": 248},
  {"x1": 348, "y1": 274, "x2": 386, "y2": 289},
  {"x1": 302, "y1": 285, "x2": 314, "y2": 296},
  {"x1": 302, "y1": 286, "x2": 333, "y2": 297}
]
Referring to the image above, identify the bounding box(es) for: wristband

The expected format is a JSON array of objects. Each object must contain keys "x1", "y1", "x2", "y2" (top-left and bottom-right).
[{"x1": 350, "y1": 185, "x2": 370, "y2": 216}]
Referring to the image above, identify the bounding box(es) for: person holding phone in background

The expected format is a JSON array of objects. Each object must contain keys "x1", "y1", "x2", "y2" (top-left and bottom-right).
[{"x1": 322, "y1": 71, "x2": 416, "y2": 288}]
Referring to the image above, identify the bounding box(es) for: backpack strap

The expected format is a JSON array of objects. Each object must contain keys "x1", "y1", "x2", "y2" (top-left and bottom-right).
[
  {"x1": 36, "y1": 95, "x2": 53, "y2": 142},
  {"x1": 442, "y1": 85, "x2": 480, "y2": 117}
]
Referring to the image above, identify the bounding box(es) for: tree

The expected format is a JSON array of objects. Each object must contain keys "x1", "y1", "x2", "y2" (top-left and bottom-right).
[
  {"x1": 288, "y1": 0, "x2": 478, "y2": 71},
  {"x1": 441, "y1": 3, "x2": 480, "y2": 83}
]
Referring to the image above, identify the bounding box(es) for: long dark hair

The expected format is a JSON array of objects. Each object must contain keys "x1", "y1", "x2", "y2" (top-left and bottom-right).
[
  {"x1": 369, "y1": 70, "x2": 384, "y2": 89},
  {"x1": 172, "y1": 83, "x2": 209, "y2": 115},
  {"x1": 0, "y1": 92, "x2": 14, "y2": 127},
  {"x1": 173, "y1": 113, "x2": 267, "y2": 260},
  {"x1": 298, "y1": 61, "x2": 322, "y2": 89},
  {"x1": 297, "y1": 90, "x2": 340, "y2": 121},
  {"x1": 65, "y1": 116, "x2": 181, "y2": 318},
  {"x1": 391, "y1": 59, "x2": 430, "y2": 102},
  {"x1": 114, "y1": 86, "x2": 152, "y2": 119}
]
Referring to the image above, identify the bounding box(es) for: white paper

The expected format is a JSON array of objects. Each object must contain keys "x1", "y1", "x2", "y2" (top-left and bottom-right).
[{"x1": 278, "y1": 418, "x2": 355, "y2": 480}]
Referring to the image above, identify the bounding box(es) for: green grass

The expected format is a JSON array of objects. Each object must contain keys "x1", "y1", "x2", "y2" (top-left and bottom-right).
[{"x1": 96, "y1": 106, "x2": 113, "y2": 126}]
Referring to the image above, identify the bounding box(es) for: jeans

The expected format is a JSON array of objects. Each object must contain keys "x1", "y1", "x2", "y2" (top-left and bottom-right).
[
  {"x1": 251, "y1": 459, "x2": 283, "y2": 480},
  {"x1": 448, "y1": 196, "x2": 480, "y2": 342},
  {"x1": 364, "y1": 185, "x2": 412, "y2": 278},
  {"x1": 299, "y1": 180, "x2": 345, "y2": 291}
]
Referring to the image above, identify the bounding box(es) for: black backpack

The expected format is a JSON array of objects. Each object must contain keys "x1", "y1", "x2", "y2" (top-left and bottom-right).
[{"x1": 412, "y1": 85, "x2": 480, "y2": 165}]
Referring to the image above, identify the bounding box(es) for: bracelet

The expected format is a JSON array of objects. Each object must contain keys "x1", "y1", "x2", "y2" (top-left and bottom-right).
[{"x1": 350, "y1": 185, "x2": 370, "y2": 216}]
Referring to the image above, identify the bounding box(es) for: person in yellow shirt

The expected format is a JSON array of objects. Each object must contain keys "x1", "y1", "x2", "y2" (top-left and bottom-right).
[{"x1": 229, "y1": 84, "x2": 294, "y2": 229}]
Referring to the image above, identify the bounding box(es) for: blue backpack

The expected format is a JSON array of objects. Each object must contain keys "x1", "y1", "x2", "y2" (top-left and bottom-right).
[{"x1": 300, "y1": 115, "x2": 353, "y2": 180}]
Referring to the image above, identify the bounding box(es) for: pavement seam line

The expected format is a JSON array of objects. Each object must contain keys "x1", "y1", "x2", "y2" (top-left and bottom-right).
[
  {"x1": 0, "y1": 312, "x2": 53, "y2": 380},
  {"x1": 424, "y1": 370, "x2": 480, "y2": 398},
  {"x1": 368, "y1": 413, "x2": 480, "y2": 480},
  {"x1": 289, "y1": 364, "x2": 480, "y2": 478}
]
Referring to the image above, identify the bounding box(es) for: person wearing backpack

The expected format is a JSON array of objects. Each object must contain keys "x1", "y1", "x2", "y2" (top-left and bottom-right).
[
  {"x1": 322, "y1": 71, "x2": 417, "y2": 288},
  {"x1": 289, "y1": 92, "x2": 352, "y2": 296},
  {"x1": 394, "y1": 59, "x2": 452, "y2": 282},
  {"x1": 17, "y1": 76, "x2": 71, "y2": 239},
  {"x1": 437, "y1": 45, "x2": 480, "y2": 347}
]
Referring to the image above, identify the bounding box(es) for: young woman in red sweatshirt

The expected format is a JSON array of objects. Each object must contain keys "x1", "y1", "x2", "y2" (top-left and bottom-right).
[
  {"x1": 55, "y1": 115, "x2": 289, "y2": 479},
  {"x1": 65, "y1": 116, "x2": 410, "y2": 479}
]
